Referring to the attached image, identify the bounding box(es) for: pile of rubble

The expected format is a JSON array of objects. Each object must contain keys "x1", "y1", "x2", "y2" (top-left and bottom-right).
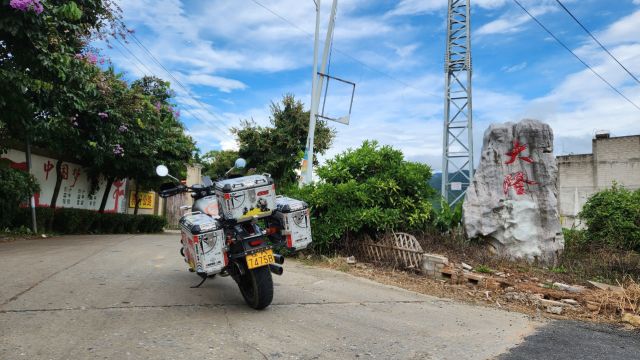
[{"x1": 419, "y1": 252, "x2": 640, "y2": 327}]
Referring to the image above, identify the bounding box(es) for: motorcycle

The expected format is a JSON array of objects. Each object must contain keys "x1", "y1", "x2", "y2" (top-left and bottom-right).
[{"x1": 155, "y1": 159, "x2": 312, "y2": 310}]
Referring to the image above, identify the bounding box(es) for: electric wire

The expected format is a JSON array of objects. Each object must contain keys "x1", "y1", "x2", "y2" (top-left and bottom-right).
[
  {"x1": 248, "y1": 0, "x2": 437, "y2": 97},
  {"x1": 554, "y1": 0, "x2": 640, "y2": 85},
  {"x1": 112, "y1": 38, "x2": 230, "y2": 140},
  {"x1": 126, "y1": 33, "x2": 232, "y2": 135},
  {"x1": 513, "y1": 0, "x2": 640, "y2": 112}
]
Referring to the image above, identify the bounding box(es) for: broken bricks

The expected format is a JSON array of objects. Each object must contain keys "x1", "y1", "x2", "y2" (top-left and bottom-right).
[{"x1": 420, "y1": 253, "x2": 449, "y2": 278}]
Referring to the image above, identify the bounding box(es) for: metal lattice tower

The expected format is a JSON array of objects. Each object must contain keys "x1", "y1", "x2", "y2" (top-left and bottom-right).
[{"x1": 442, "y1": 0, "x2": 474, "y2": 205}]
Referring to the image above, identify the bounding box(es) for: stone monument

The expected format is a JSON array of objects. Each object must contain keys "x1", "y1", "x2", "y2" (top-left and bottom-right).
[{"x1": 463, "y1": 119, "x2": 564, "y2": 260}]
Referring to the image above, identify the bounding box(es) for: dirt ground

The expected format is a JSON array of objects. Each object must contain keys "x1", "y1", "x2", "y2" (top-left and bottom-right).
[{"x1": 301, "y1": 255, "x2": 640, "y2": 329}]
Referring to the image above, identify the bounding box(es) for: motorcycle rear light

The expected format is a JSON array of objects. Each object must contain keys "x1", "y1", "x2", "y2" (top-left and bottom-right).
[
  {"x1": 265, "y1": 227, "x2": 278, "y2": 235},
  {"x1": 224, "y1": 193, "x2": 231, "y2": 200},
  {"x1": 249, "y1": 240, "x2": 263, "y2": 247},
  {"x1": 193, "y1": 235, "x2": 199, "y2": 244}
]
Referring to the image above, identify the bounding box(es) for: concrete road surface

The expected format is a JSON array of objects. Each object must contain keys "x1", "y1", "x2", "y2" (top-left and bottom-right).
[{"x1": 0, "y1": 234, "x2": 635, "y2": 359}]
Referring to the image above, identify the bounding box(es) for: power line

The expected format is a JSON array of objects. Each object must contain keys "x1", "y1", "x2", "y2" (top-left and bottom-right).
[
  {"x1": 126, "y1": 34, "x2": 233, "y2": 135},
  {"x1": 248, "y1": 0, "x2": 437, "y2": 98},
  {"x1": 554, "y1": 0, "x2": 640, "y2": 85},
  {"x1": 112, "y1": 38, "x2": 230, "y2": 140},
  {"x1": 513, "y1": 0, "x2": 640, "y2": 112}
]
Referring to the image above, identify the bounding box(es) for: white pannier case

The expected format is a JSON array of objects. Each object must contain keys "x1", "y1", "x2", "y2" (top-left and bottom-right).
[
  {"x1": 215, "y1": 174, "x2": 276, "y2": 222},
  {"x1": 179, "y1": 213, "x2": 226, "y2": 275},
  {"x1": 273, "y1": 196, "x2": 312, "y2": 251}
]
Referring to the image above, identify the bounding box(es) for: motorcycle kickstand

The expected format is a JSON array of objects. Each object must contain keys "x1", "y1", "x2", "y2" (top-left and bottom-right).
[{"x1": 190, "y1": 274, "x2": 208, "y2": 288}]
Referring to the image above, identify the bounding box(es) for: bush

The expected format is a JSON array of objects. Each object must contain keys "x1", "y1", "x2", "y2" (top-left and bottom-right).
[
  {"x1": 8, "y1": 207, "x2": 166, "y2": 234},
  {"x1": 138, "y1": 215, "x2": 167, "y2": 233},
  {"x1": 0, "y1": 165, "x2": 40, "y2": 229},
  {"x1": 579, "y1": 184, "x2": 640, "y2": 251},
  {"x1": 432, "y1": 200, "x2": 463, "y2": 233},
  {"x1": 53, "y1": 209, "x2": 97, "y2": 234},
  {"x1": 11, "y1": 207, "x2": 54, "y2": 232},
  {"x1": 284, "y1": 140, "x2": 435, "y2": 253}
]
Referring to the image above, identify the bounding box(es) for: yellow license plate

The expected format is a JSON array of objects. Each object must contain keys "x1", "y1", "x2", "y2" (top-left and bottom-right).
[{"x1": 246, "y1": 249, "x2": 275, "y2": 270}]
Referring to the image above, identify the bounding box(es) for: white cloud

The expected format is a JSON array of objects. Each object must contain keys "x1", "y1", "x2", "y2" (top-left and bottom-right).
[
  {"x1": 476, "y1": 4, "x2": 555, "y2": 36},
  {"x1": 387, "y1": 0, "x2": 508, "y2": 16},
  {"x1": 180, "y1": 73, "x2": 247, "y2": 93},
  {"x1": 103, "y1": 0, "x2": 640, "y2": 173},
  {"x1": 501, "y1": 62, "x2": 528, "y2": 73}
]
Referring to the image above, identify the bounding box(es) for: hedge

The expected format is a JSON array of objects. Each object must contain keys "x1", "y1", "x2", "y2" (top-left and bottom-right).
[{"x1": 9, "y1": 208, "x2": 166, "y2": 234}]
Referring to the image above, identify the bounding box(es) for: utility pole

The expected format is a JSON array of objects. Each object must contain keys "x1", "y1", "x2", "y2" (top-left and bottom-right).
[
  {"x1": 301, "y1": 0, "x2": 338, "y2": 186},
  {"x1": 442, "y1": 0, "x2": 474, "y2": 205},
  {"x1": 26, "y1": 136, "x2": 37, "y2": 233}
]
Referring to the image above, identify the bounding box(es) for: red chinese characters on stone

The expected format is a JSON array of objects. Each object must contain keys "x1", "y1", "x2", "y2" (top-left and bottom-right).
[
  {"x1": 71, "y1": 168, "x2": 81, "y2": 187},
  {"x1": 503, "y1": 172, "x2": 537, "y2": 196},
  {"x1": 504, "y1": 140, "x2": 533, "y2": 165},
  {"x1": 43, "y1": 161, "x2": 54, "y2": 180}
]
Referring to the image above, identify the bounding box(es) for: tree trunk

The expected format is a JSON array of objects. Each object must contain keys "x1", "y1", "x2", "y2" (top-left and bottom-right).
[
  {"x1": 133, "y1": 182, "x2": 140, "y2": 215},
  {"x1": 49, "y1": 160, "x2": 63, "y2": 209},
  {"x1": 99, "y1": 176, "x2": 114, "y2": 213}
]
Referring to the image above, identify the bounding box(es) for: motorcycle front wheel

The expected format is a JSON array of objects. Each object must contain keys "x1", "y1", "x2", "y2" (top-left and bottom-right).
[{"x1": 237, "y1": 265, "x2": 273, "y2": 310}]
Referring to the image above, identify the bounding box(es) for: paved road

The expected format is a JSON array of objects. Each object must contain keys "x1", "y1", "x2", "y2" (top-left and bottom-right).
[
  {"x1": 0, "y1": 234, "x2": 635, "y2": 359},
  {"x1": 499, "y1": 320, "x2": 640, "y2": 360}
]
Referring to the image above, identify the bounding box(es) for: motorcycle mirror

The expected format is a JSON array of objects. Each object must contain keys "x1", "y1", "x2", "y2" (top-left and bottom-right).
[
  {"x1": 234, "y1": 158, "x2": 247, "y2": 169},
  {"x1": 156, "y1": 165, "x2": 169, "y2": 177}
]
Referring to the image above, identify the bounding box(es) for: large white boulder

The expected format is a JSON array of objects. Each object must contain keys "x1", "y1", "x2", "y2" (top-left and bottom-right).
[{"x1": 463, "y1": 119, "x2": 564, "y2": 260}]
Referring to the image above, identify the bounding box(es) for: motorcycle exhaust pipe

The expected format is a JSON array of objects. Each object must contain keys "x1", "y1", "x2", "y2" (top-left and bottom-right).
[
  {"x1": 273, "y1": 254, "x2": 285, "y2": 265},
  {"x1": 269, "y1": 264, "x2": 284, "y2": 276}
]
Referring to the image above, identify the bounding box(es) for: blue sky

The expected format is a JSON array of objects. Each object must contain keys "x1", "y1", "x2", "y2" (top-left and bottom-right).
[{"x1": 99, "y1": 0, "x2": 640, "y2": 171}]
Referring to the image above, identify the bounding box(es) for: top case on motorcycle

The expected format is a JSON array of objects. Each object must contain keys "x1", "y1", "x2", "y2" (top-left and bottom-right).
[
  {"x1": 214, "y1": 174, "x2": 276, "y2": 223},
  {"x1": 272, "y1": 196, "x2": 312, "y2": 250}
]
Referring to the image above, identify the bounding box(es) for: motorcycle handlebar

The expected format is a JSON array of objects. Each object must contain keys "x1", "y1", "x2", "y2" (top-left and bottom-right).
[
  {"x1": 159, "y1": 184, "x2": 188, "y2": 198},
  {"x1": 158, "y1": 183, "x2": 216, "y2": 198}
]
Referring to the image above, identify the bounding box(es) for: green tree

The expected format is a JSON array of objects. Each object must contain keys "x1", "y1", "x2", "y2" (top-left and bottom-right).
[
  {"x1": 579, "y1": 184, "x2": 640, "y2": 251},
  {"x1": 286, "y1": 141, "x2": 435, "y2": 253},
  {"x1": 0, "y1": 0, "x2": 123, "y2": 139},
  {"x1": 0, "y1": 0, "x2": 124, "y2": 209},
  {"x1": 201, "y1": 150, "x2": 240, "y2": 180},
  {"x1": 125, "y1": 76, "x2": 195, "y2": 213},
  {"x1": 232, "y1": 94, "x2": 335, "y2": 186}
]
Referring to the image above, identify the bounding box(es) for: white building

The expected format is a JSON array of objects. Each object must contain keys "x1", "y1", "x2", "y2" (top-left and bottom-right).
[{"x1": 557, "y1": 133, "x2": 640, "y2": 227}]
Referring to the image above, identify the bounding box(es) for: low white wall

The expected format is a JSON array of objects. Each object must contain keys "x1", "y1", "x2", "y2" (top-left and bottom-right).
[{"x1": 2, "y1": 149, "x2": 126, "y2": 213}]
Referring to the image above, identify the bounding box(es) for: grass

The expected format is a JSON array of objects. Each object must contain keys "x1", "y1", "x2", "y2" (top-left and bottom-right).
[
  {"x1": 474, "y1": 264, "x2": 493, "y2": 274},
  {"x1": 410, "y1": 228, "x2": 640, "y2": 284},
  {"x1": 550, "y1": 266, "x2": 567, "y2": 274}
]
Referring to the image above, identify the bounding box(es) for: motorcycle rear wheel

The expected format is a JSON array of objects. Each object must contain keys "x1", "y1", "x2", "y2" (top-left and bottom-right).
[{"x1": 238, "y1": 265, "x2": 273, "y2": 310}]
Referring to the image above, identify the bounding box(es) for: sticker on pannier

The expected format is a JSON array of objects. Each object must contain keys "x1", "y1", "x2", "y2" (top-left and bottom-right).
[
  {"x1": 215, "y1": 175, "x2": 276, "y2": 222},
  {"x1": 273, "y1": 196, "x2": 312, "y2": 251}
]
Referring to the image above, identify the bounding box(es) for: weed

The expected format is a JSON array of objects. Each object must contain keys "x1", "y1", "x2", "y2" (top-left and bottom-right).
[{"x1": 475, "y1": 264, "x2": 493, "y2": 274}]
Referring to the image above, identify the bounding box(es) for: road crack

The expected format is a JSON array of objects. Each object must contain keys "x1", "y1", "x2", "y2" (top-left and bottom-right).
[
  {"x1": 223, "y1": 306, "x2": 269, "y2": 360},
  {"x1": 1, "y1": 235, "x2": 139, "y2": 307},
  {"x1": 0, "y1": 299, "x2": 434, "y2": 314}
]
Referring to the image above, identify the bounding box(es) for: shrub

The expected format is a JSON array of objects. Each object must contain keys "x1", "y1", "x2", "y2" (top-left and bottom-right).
[
  {"x1": 579, "y1": 184, "x2": 640, "y2": 251},
  {"x1": 97, "y1": 213, "x2": 128, "y2": 234},
  {"x1": 284, "y1": 140, "x2": 435, "y2": 253},
  {"x1": 0, "y1": 166, "x2": 39, "y2": 229},
  {"x1": 432, "y1": 200, "x2": 463, "y2": 233},
  {"x1": 11, "y1": 207, "x2": 54, "y2": 232},
  {"x1": 53, "y1": 209, "x2": 97, "y2": 234},
  {"x1": 138, "y1": 215, "x2": 167, "y2": 233},
  {"x1": 8, "y1": 207, "x2": 166, "y2": 234}
]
